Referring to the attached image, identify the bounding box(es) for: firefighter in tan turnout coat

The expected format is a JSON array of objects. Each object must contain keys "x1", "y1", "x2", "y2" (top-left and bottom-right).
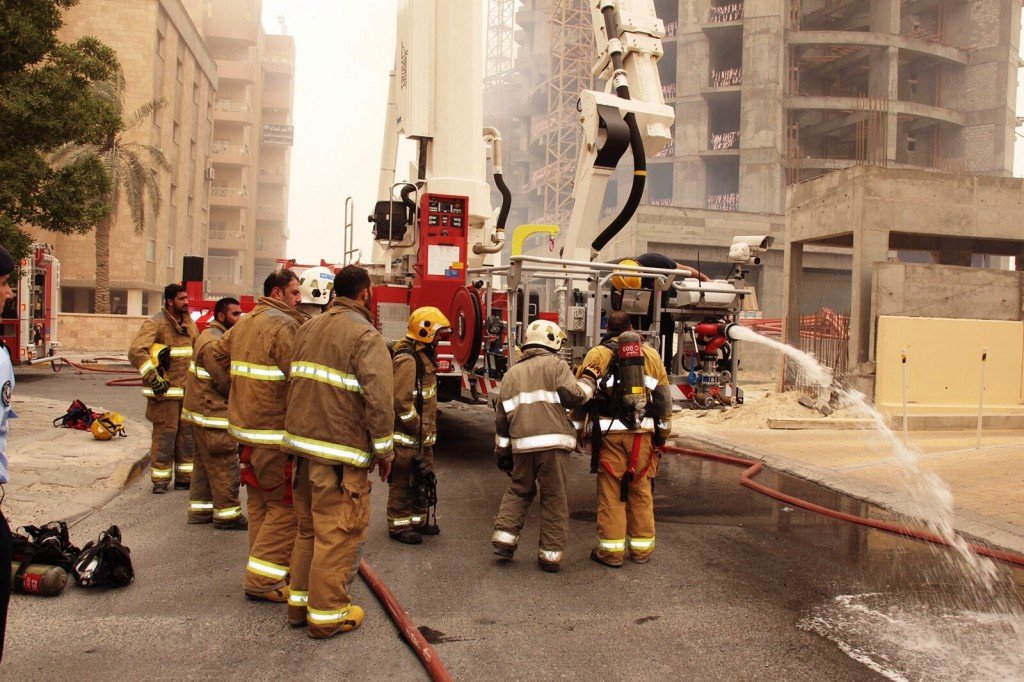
[
  {"x1": 284, "y1": 266, "x2": 395, "y2": 639},
  {"x1": 387, "y1": 306, "x2": 450, "y2": 544},
  {"x1": 212, "y1": 270, "x2": 304, "y2": 602},
  {"x1": 492, "y1": 320, "x2": 590, "y2": 573},
  {"x1": 182, "y1": 297, "x2": 244, "y2": 529},
  {"x1": 129, "y1": 283, "x2": 199, "y2": 493}
]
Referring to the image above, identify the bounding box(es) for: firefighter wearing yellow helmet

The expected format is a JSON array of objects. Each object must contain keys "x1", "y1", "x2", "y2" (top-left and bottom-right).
[
  {"x1": 128, "y1": 283, "x2": 198, "y2": 493},
  {"x1": 610, "y1": 259, "x2": 642, "y2": 291},
  {"x1": 386, "y1": 306, "x2": 451, "y2": 544}
]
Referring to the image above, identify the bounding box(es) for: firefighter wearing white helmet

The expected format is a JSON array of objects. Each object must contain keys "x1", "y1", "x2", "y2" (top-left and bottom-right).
[
  {"x1": 386, "y1": 306, "x2": 450, "y2": 544},
  {"x1": 491, "y1": 319, "x2": 591, "y2": 572},
  {"x1": 297, "y1": 266, "x2": 335, "y2": 318}
]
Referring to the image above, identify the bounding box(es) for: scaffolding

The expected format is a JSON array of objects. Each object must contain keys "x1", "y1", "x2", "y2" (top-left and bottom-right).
[
  {"x1": 485, "y1": 0, "x2": 518, "y2": 88},
  {"x1": 542, "y1": 0, "x2": 594, "y2": 225}
]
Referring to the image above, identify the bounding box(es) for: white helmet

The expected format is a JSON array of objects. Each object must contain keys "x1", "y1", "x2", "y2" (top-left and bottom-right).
[
  {"x1": 522, "y1": 319, "x2": 567, "y2": 352},
  {"x1": 298, "y1": 266, "x2": 335, "y2": 307}
]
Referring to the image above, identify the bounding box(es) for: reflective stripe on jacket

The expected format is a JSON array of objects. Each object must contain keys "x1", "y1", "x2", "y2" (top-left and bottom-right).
[
  {"x1": 283, "y1": 297, "x2": 395, "y2": 467},
  {"x1": 213, "y1": 297, "x2": 304, "y2": 446},
  {"x1": 392, "y1": 339, "x2": 438, "y2": 449},
  {"x1": 128, "y1": 310, "x2": 198, "y2": 401},
  {"x1": 495, "y1": 347, "x2": 588, "y2": 455},
  {"x1": 575, "y1": 340, "x2": 673, "y2": 436},
  {"x1": 182, "y1": 321, "x2": 231, "y2": 430}
]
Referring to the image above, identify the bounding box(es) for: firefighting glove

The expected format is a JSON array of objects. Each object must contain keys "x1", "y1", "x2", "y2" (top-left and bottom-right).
[
  {"x1": 149, "y1": 373, "x2": 171, "y2": 397},
  {"x1": 496, "y1": 451, "x2": 513, "y2": 477}
]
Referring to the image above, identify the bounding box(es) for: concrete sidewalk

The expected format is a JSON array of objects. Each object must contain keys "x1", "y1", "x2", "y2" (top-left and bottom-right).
[
  {"x1": 3, "y1": 394, "x2": 150, "y2": 527},
  {"x1": 672, "y1": 410, "x2": 1024, "y2": 557}
]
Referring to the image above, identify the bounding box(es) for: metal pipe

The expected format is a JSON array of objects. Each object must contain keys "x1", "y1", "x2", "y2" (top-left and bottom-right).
[{"x1": 474, "y1": 127, "x2": 510, "y2": 255}]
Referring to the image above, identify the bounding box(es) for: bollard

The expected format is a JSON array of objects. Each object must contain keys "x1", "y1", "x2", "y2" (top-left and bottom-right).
[
  {"x1": 976, "y1": 348, "x2": 987, "y2": 449},
  {"x1": 10, "y1": 562, "x2": 68, "y2": 596}
]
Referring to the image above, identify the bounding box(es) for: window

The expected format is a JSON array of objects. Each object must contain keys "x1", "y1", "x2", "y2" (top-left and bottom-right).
[
  {"x1": 192, "y1": 79, "x2": 200, "y2": 104},
  {"x1": 187, "y1": 195, "x2": 194, "y2": 217},
  {"x1": 147, "y1": 239, "x2": 156, "y2": 263},
  {"x1": 189, "y1": 138, "x2": 196, "y2": 160},
  {"x1": 176, "y1": 57, "x2": 184, "y2": 84},
  {"x1": 172, "y1": 121, "x2": 180, "y2": 144},
  {"x1": 906, "y1": 133, "x2": 917, "y2": 153},
  {"x1": 156, "y1": 32, "x2": 165, "y2": 59},
  {"x1": 169, "y1": 183, "x2": 177, "y2": 206},
  {"x1": 167, "y1": 246, "x2": 175, "y2": 268}
]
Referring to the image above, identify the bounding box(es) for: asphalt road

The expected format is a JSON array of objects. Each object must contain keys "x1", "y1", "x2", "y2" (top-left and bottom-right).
[{"x1": 4, "y1": 368, "x2": 879, "y2": 680}]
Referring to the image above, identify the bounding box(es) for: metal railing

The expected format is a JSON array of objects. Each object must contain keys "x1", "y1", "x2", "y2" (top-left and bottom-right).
[
  {"x1": 210, "y1": 186, "x2": 248, "y2": 198},
  {"x1": 212, "y1": 143, "x2": 249, "y2": 155},
  {"x1": 214, "y1": 101, "x2": 251, "y2": 113}
]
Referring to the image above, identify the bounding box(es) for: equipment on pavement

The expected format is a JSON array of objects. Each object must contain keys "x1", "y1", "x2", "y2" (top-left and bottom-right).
[
  {"x1": 90, "y1": 411, "x2": 127, "y2": 440},
  {"x1": 73, "y1": 525, "x2": 134, "y2": 588},
  {"x1": 52, "y1": 399, "x2": 101, "y2": 431},
  {"x1": 10, "y1": 562, "x2": 68, "y2": 596}
]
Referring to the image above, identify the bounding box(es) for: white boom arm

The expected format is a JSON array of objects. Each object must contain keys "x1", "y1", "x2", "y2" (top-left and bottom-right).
[{"x1": 561, "y1": 0, "x2": 675, "y2": 262}]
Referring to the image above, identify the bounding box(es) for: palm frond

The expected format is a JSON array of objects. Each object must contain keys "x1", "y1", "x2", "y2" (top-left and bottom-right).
[
  {"x1": 136, "y1": 143, "x2": 173, "y2": 173},
  {"x1": 122, "y1": 98, "x2": 167, "y2": 133},
  {"x1": 105, "y1": 147, "x2": 123, "y2": 214},
  {"x1": 47, "y1": 142, "x2": 100, "y2": 169},
  {"x1": 120, "y1": 149, "x2": 149, "y2": 233},
  {"x1": 92, "y1": 71, "x2": 127, "y2": 114}
]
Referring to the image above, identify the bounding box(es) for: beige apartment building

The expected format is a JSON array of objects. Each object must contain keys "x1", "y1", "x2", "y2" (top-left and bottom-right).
[
  {"x1": 194, "y1": 0, "x2": 295, "y2": 297},
  {"x1": 42, "y1": 0, "x2": 294, "y2": 312},
  {"x1": 48, "y1": 0, "x2": 218, "y2": 315}
]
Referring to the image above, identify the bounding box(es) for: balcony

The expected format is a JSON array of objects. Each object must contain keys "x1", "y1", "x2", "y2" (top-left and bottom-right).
[
  {"x1": 258, "y1": 167, "x2": 287, "y2": 184},
  {"x1": 256, "y1": 204, "x2": 286, "y2": 221},
  {"x1": 206, "y1": 276, "x2": 252, "y2": 298},
  {"x1": 206, "y1": 0, "x2": 259, "y2": 45},
  {"x1": 218, "y1": 59, "x2": 256, "y2": 83},
  {"x1": 261, "y1": 89, "x2": 293, "y2": 111},
  {"x1": 208, "y1": 229, "x2": 247, "y2": 251},
  {"x1": 262, "y1": 55, "x2": 294, "y2": 75},
  {"x1": 214, "y1": 100, "x2": 254, "y2": 125},
  {"x1": 211, "y1": 143, "x2": 251, "y2": 166},
  {"x1": 210, "y1": 186, "x2": 248, "y2": 208}
]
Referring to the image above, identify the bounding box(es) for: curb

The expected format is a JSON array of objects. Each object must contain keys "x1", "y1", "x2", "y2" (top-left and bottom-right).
[
  {"x1": 65, "y1": 447, "x2": 152, "y2": 529},
  {"x1": 674, "y1": 432, "x2": 1024, "y2": 560}
]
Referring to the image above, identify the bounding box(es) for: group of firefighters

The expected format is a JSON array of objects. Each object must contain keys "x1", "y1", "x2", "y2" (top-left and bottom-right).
[{"x1": 128, "y1": 264, "x2": 672, "y2": 639}]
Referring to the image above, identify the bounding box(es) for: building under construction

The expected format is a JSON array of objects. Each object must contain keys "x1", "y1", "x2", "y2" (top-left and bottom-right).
[{"x1": 484, "y1": 0, "x2": 1021, "y2": 317}]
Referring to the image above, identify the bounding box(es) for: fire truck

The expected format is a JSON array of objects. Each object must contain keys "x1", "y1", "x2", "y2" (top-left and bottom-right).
[
  {"x1": 0, "y1": 244, "x2": 60, "y2": 365},
  {"x1": 366, "y1": 0, "x2": 766, "y2": 407}
]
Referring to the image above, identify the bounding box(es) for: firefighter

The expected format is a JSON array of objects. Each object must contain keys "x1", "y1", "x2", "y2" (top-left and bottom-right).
[
  {"x1": 576, "y1": 311, "x2": 672, "y2": 567},
  {"x1": 283, "y1": 265, "x2": 394, "y2": 638},
  {"x1": 387, "y1": 306, "x2": 450, "y2": 544},
  {"x1": 212, "y1": 270, "x2": 304, "y2": 602},
  {"x1": 129, "y1": 283, "x2": 199, "y2": 493},
  {"x1": 492, "y1": 320, "x2": 590, "y2": 573},
  {"x1": 182, "y1": 297, "x2": 245, "y2": 529},
  {"x1": 296, "y1": 265, "x2": 334, "y2": 318},
  {"x1": 0, "y1": 246, "x2": 16, "y2": 661}
]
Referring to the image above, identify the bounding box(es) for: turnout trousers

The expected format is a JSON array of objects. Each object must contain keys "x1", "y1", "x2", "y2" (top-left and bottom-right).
[
  {"x1": 242, "y1": 446, "x2": 295, "y2": 594},
  {"x1": 146, "y1": 399, "x2": 194, "y2": 485},
  {"x1": 594, "y1": 433, "x2": 660, "y2": 564},
  {"x1": 386, "y1": 445, "x2": 434, "y2": 534},
  {"x1": 288, "y1": 458, "x2": 371, "y2": 635},
  {"x1": 187, "y1": 427, "x2": 242, "y2": 526},
  {"x1": 493, "y1": 448, "x2": 569, "y2": 563}
]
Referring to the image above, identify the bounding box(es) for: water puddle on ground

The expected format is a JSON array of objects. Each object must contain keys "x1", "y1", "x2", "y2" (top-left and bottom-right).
[{"x1": 650, "y1": 454, "x2": 1024, "y2": 681}]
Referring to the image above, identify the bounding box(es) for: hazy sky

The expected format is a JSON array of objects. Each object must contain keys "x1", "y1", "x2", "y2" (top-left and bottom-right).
[{"x1": 262, "y1": 3, "x2": 1024, "y2": 265}]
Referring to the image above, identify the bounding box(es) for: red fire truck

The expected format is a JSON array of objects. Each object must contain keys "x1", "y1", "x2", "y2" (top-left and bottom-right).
[{"x1": 0, "y1": 244, "x2": 60, "y2": 365}]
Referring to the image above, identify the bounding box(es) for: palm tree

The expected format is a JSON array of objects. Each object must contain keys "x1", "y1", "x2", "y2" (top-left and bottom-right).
[{"x1": 50, "y1": 73, "x2": 172, "y2": 314}]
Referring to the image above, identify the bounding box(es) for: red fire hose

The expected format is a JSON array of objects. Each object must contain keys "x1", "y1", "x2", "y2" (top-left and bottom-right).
[
  {"x1": 663, "y1": 444, "x2": 1024, "y2": 568},
  {"x1": 358, "y1": 559, "x2": 453, "y2": 682},
  {"x1": 44, "y1": 356, "x2": 142, "y2": 387}
]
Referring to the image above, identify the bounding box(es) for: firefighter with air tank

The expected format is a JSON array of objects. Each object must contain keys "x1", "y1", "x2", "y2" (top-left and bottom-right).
[
  {"x1": 576, "y1": 310, "x2": 672, "y2": 568},
  {"x1": 387, "y1": 307, "x2": 451, "y2": 544}
]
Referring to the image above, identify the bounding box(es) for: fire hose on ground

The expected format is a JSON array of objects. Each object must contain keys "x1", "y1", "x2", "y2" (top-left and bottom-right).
[
  {"x1": 31, "y1": 356, "x2": 142, "y2": 387},
  {"x1": 663, "y1": 444, "x2": 1024, "y2": 568}
]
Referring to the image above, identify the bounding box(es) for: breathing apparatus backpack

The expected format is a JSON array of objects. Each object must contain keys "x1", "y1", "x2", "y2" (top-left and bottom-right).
[
  {"x1": 588, "y1": 331, "x2": 652, "y2": 474},
  {"x1": 73, "y1": 525, "x2": 134, "y2": 588},
  {"x1": 393, "y1": 342, "x2": 439, "y2": 522}
]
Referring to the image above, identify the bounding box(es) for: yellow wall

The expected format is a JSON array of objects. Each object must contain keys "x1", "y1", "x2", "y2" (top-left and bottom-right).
[
  {"x1": 58, "y1": 314, "x2": 150, "y2": 352},
  {"x1": 875, "y1": 316, "x2": 1024, "y2": 415}
]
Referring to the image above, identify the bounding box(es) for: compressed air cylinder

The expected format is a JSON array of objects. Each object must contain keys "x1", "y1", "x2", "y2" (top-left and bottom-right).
[{"x1": 10, "y1": 562, "x2": 68, "y2": 596}]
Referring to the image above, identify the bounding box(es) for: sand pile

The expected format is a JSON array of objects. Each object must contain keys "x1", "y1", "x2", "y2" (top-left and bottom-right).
[{"x1": 673, "y1": 390, "x2": 865, "y2": 430}]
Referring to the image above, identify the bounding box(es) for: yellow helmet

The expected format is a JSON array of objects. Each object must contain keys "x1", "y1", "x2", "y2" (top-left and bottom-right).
[
  {"x1": 149, "y1": 343, "x2": 171, "y2": 374},
  {"x1": 91, "y1": 412, "x2": 126, "y2": 440},
  {"x1": 407, "y1": 306, "x2": 452, "y2": 344},
  {"x1": 611, "y1": 259, "x2": 642, "y2": 291}
]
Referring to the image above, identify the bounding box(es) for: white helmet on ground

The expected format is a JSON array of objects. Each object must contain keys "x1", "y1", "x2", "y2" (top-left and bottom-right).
[
  {"x1": 522, "y1": 320, "x2": 567, "y2": 352},
  {"x1": 298, "y1": 266, "x2": 335, "y2": 307}
]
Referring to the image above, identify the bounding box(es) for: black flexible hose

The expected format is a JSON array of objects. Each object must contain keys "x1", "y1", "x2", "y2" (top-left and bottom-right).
[
  {"x1": 399, "y1": 183, "x2": 417, "y2": 226},
  {"x1": 493, "y1": 172, "x2": 511, "y2": 230},
  {"x1": 590, "y1": 3, "x2": 647, "y2": 259}
]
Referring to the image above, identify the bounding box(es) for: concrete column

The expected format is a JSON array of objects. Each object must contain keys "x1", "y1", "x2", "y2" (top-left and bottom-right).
[
  {"x1": 127, "y1": 289, "x2": 144, "y2": 316},
  {"x1": 780, "y1": 239, "x2": 803, "y2": 390},
  {"x1": 850, "y1": 228, "x2": 890, "y2": 366},
  {"x1": 868, "y1": 0, "x2": 899, "y2": 164}
]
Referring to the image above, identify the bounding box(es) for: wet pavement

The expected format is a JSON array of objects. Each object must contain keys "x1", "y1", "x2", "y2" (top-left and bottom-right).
[{"x1": 5, "y1": 368, "x2": 1024, "y2": 679}]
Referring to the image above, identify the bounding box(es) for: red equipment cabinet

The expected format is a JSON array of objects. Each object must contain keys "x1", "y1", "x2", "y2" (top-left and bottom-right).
[{"x1": 409, "y1": 193, "x2": 469, "y2": 319}]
